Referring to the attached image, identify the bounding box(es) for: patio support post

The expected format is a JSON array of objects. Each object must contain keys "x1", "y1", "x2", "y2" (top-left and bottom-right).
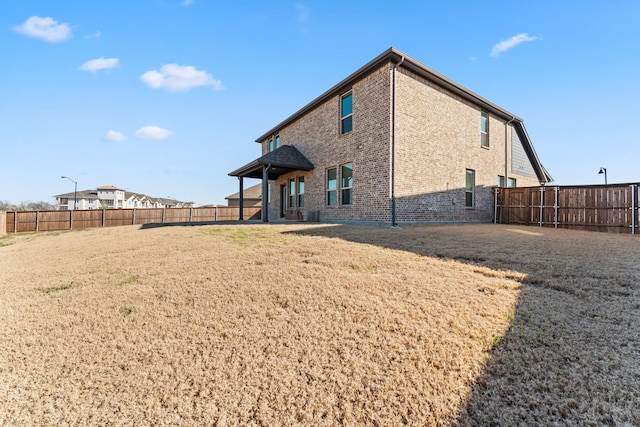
[
  {"x1": 238, "y1": 176, "x2": 244, "y2": 220},
  {"x1": 261, "y1": 165, "x2": 270, "y2": 223}
]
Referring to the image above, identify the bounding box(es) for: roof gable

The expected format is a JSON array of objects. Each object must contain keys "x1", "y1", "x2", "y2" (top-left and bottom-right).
[
  {"x1": 228, "y1": 144, "x2": 314, "y2": 179},
  {"x1": 253, "y1": 47, "x2": 551, "y2": 183}
]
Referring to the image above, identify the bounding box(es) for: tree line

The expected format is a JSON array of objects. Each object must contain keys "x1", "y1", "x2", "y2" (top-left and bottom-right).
[{"x1": 0, "y1": 201, "x2": 56, "y2": 211}]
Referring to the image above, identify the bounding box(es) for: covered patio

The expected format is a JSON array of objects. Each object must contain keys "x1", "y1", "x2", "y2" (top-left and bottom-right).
[{"x1": 228, "y1": 145, "x2": 314, "y2": 222}]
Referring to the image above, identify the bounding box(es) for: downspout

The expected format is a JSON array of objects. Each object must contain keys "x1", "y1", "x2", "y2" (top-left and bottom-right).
[
  {"x1": 391, "y1": 55, "x2": 405, "y2": 226},
  {"x1": 504, "y1": 117, "x2": 515, "y2": 187}
]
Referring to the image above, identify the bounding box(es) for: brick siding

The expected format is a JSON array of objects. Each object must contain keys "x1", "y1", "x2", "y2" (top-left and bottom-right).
[{"x1": 260, "y1": 62, "x2": 540, "y2": 223}]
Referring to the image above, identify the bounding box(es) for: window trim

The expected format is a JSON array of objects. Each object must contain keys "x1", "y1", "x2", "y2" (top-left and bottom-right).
[
  {"x1": 288, "y1": 178, "x2": 296, "y2": 209},
  {"x1": 327, "y1": 167, "x2": 337, "y2": 206},
  {"x1": 340, "y1": 91, "x2": 353, "y2": 134},
  {"x1": 297, "y1": 176, "x2": 305, "y2": 208},
  {"x1": 340, "y1": 163, "x2": 353, "y2": 206},
  {"x1": 465, "y1": 169, "x2": 475, "y2": 208},
  {"x1": 480, "y1": 112, "x2": 489, "y2": 148}
]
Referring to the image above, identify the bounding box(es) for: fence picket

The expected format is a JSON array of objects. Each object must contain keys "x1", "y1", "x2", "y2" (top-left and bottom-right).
[
  {"x1": 496, "y1": 184, "x2": 640, "y2": 234},
  {"x1": 3, "y1": 207, "x2": 262, "y2": 234}
]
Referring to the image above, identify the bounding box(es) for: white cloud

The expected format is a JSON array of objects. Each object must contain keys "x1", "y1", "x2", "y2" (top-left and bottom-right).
[
  {"x1": 490, "y1": 33, "x2": 539, "y2": 57},
  {"x1": 135, "y1": 126, "x2": 173, "y2": 140},
  {"x1": 80, "y1": 57, "x2": 120, "y2": 72},
  {"x1": 140, "y1": 64, "x2": 224, "y2": 92},
  {"x1": 105, "y1": 130, "x2": 125, "y2": 142},
  {"x1": 295, "y1": 3, "x2": 310, "y2": 23},
  {"x1": 13, "y1": 16, "x2": 71, "y2": 43},
  {"x1": 85, "y1": 31, "x2": 102, "y2": 40},
  {"x1": 182, "y1": 0, "x2": 194, "y2": 6}
]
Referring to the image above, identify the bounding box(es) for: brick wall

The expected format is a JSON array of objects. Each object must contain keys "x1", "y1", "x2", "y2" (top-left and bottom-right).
[
  {"x1": 393, "y1": 67, "x2": 539, "y2": 222},
  {"x1": 262, "y1": 65, "x2": 393, "y2": 222}
]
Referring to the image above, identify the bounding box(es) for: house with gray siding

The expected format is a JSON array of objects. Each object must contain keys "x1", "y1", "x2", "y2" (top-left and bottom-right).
[{"x1": 230, "y1": 47, "x2": 551, "y2": 224}]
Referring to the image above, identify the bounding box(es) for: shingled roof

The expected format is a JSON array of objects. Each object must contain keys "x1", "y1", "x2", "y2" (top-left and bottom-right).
[{"x1": 228, "y1": 144, "x2": 314, "y2": 179}]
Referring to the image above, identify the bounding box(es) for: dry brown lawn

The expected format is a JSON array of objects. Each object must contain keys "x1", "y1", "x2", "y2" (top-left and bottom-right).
[{"x1": 0, "y1": 223, "x2": 638, "y2": 426}]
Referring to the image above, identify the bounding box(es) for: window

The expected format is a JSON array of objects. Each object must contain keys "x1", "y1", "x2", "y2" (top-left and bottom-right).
[
  {"x1": 341, "y1": 163, "x2": 353, "y2": 205},
  {"x1": 481, "y1": 112, "x2": 489, "y2": 147},
  {"x1": 60, "y1": 198, "x2": 68, "y2": 204},
  {"x1": 105, "y1": 199, "x2": 114, "y2": 206},
  {"x1": 465, "y1": 169, "x2": 475, "y2": 207},
  {"x1": 498, "y1": 176, "x2": 517, "y2": 188},
  {"x1": 327, "y1": 168, "x2": 337, "y2": 206},
  {"x1": 289, "y1": 178, "x2": 296, "y2": 208},
  {"x1": 275, "y1": 135, "x2": 281, "y2": 149},
  {"x1": 341, "y1": 91, "x2": 353, "y2": 134},
  {"x1": 268, "y1": 139, "x2": 273, "y2": 152},
  {"x1": 297, "y1": 177, "x2": 305, "y2": 207}
]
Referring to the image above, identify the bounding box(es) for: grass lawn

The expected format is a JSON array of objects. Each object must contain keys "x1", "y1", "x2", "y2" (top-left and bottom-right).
[{"x1": 1, "y1": 223, "x2": 638, "y2": 426}]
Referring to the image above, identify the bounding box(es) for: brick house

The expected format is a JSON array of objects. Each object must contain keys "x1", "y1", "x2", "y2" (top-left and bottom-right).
[
  {"x1": 225, "y1": 183, "x2": 262, "y2": 208},
  {"x1": 229, "y1": 47, "x2": 551, "y2": 224}
]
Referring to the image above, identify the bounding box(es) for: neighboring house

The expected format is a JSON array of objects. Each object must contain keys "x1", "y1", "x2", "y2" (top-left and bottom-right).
[
  {"x1": 54, "y1": 185, "x2": 193, "y2": 210},
  {"x1": 225, "y1": 183, "x2": 262, "y2": 207},
  {"x1": 229, "y1": 47, "x2": 551, "y2": 224}
]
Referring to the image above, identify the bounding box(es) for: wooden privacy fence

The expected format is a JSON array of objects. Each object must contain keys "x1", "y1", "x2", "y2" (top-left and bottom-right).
[
  {"x1": 2, "y1": 207, "x2": 262, "y2": 234},
  {"x1": 494, "y1": 184, "x2": 639, "y2": 234}
]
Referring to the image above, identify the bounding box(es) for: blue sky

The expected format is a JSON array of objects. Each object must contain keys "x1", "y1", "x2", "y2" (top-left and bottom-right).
[{"x1": 2, "y1": 0, "x2": 639, "y2": 205}]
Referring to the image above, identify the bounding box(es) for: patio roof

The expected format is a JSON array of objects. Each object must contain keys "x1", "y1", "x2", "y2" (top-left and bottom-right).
[{"x1": 228, "y1": 144, "x2": 314, "y2": 179}]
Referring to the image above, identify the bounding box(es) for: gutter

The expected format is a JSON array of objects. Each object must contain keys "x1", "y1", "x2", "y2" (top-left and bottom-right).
[
  {"x1": 391, "y1": 55, "x2": 405, "y2": 226},
  {"x1": 505, "y1": 117, "x2": 515, "y2": 187}
]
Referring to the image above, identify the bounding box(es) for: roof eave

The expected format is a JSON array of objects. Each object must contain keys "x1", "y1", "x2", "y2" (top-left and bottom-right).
[{"x1": 255, "y1": 47, "x2": 522, "y2": 142}]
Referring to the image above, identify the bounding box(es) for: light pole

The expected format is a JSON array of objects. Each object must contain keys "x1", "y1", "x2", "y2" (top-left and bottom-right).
[
  {"x1": 61, "y1": 176, "x2": 78, "y2": 210},
  {"x1": 598, "y1": 167, "x2": 607, "y2": 185}
]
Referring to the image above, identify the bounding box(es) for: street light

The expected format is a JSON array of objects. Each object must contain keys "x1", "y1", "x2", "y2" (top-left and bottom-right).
[
  {"x1": 598, "y1": 167, "x2": 607, "y2": 185},
  {"x1": 61, "y1": 176, "x2": 78, "y2": 210}
]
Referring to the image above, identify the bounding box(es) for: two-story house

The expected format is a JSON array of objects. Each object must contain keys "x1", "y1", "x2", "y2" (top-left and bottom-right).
[{"x1": 229, "y1": 47, "x2": 551, "y2": 224}]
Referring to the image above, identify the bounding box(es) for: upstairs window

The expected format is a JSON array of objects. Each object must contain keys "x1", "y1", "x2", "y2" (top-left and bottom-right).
[
  {"x1": 481, "y1": 112, "x2": 489, "y2": 147},
  {"x1": 341, "y1": 91, "x2": 353, "y2": 134},
  {"x1": 275, "y1": 135, "x2": 281, "y2": 149},
  {"x1": 327, "y1": 168, "x2": 337, "y2": 206},
  {"x1": 498, "y1": 176, "x2": 517, "y2": 188},
  {"x1": 268, "y1": 138, "x2": 274, "y2": 152},
  {"x1": 465, "y1": 169, "x2": 475, "y2": 207},
  {"x1": 341, "y1": 163, "x2": 353, "y2": 205}
]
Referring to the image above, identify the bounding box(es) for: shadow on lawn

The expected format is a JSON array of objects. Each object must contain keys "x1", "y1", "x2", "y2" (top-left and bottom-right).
[{"x1": 285, "y1": 223, "x2": 640, "y2": 426}]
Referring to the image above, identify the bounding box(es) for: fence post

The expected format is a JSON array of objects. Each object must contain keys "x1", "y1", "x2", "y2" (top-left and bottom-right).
[
  {"x1": 215, "y1": 206, "x2": 218, "y2": 221},
  {"x1": 554, "y1": 186, "x2": 559, "y2": 228},
  {"x1": 189, "y1": 207, "x2": 193, "y2": 223},
  {"x1": 632, "y1": 184, "x2": 637, "y2": 235},
  {"x1": 493, "y1": 188, "x2": 498, "y2": 224},
  {"x1": 162, "y1": 208, "x2": 166, "y2": 224},
  {"x1": 102, "y1": 209, "x2": 105, "y2": 228},
  {"x1": 132, "y1": 208, "x2": 136, "y2": 225},
  {"x1": 69, "y1": 210, "x2": 73, "y2": 230},
  {"x1": 539, "y1": 187, "x2": 544, "y2": 227},
  {"x1": 36, "y1": 211, "x2": 39, "y2": 232},
  {"x1": 15, "y1": 212, "x2": 18, "y2": 233}
]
